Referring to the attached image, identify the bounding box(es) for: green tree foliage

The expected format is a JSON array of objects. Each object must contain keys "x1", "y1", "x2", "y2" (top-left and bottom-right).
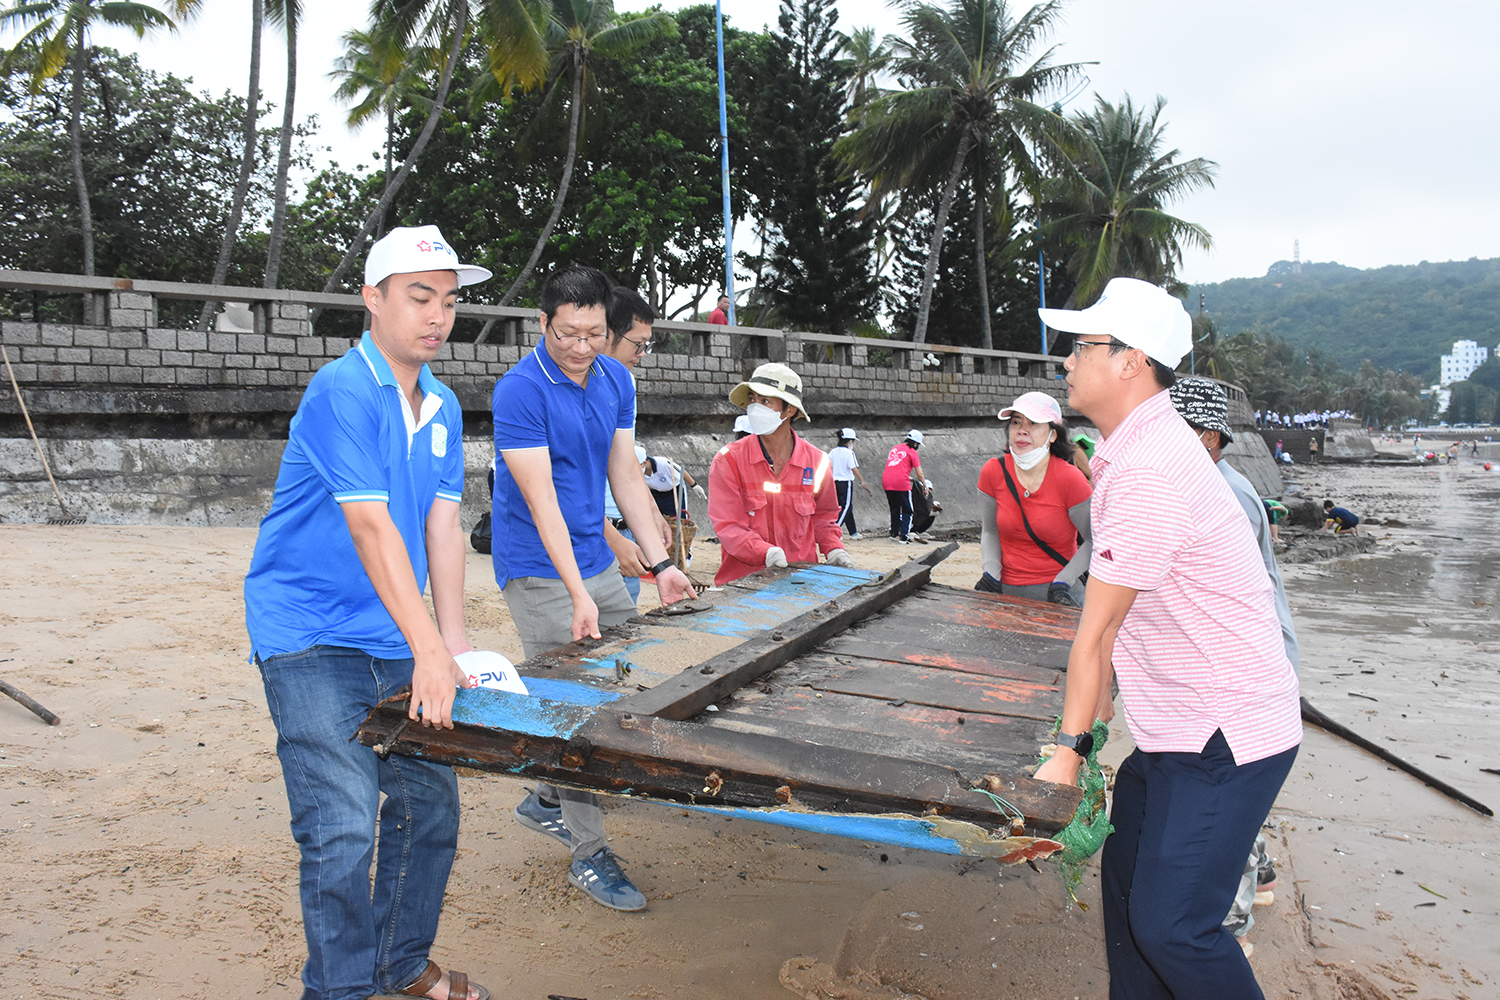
[
  {"x1": 884, "y1": 184, "x2": 1052, "y2": 351},
  {"x1": 1188, "y1": 257, "x2": 1500, "y2": 382},
  {"x1": 0, "y1": 0, "x2": 188, "y2": 285},
  {"x1": 0, "y1": 48, "x2": 310, "y2": 320},
  {"x1": 366, "y1": 18, "x2": 722, "y2": 311},
  {"x1": 752, "y1": 0, "x2": 877, "y2": 335}
]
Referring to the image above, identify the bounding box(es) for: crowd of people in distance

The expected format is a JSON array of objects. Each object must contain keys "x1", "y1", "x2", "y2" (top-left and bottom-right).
[{"x1": 1256, "y1": 408, "x2": 1352, "y2": 428}]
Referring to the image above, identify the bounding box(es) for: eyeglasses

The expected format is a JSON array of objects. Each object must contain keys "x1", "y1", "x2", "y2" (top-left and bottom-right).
[
  {"x1": 620, "y1": 334, "x2": 653, "y2": 356},
  {"x1": 1069, "y1": 337, "x2": 1127, "y2": 356},
  {"x1": 548, "y1": 322, "x2": 608, "y2": 348}
]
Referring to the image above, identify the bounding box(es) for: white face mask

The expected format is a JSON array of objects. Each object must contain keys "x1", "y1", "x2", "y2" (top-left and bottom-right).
[
  {"x1": 745, "y1": 402, "x2": 786, "y2": 436},
  {"x1": 1010, "y1": 444, "x2": 1050, "y2": 471},
  {"x1": 1010, "y1": 428, "x2": 1055, "y2": 471}
]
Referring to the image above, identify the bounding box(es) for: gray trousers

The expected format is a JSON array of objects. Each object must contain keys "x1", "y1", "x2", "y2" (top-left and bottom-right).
[{"x1": 503, "y1": 565, "x2": 638, "y2": 859}]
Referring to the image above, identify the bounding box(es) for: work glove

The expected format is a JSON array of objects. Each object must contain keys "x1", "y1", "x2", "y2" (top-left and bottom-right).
[
  {"x1": 974, "y1": 572, "x2": 1004, "y2": 594},
  {"x1": 1048, "y1": 581, "x2": 1082, "y2": 608},
  {"x1": 826, "y1": 548, "x2": 855, "y2": 569},
  {"x1": 691, "y1": 484, "x2": 707, "y2": 501},
  {"x1": 765, "y1": 546, "x2": 788, "y2": 569}
]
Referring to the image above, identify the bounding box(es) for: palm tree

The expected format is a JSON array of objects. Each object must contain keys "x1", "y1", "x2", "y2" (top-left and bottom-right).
[
  {"x1": 329, "y1": 25, "x2": 439, "y2": 238},
  {"x1": 1040, "y1": 93, "x2": 1217, "y2": 309},
  {"x1": 834, "y1": 0, "x2": 1083, "y2": 343},
  {"x1": 262, "y1": 0, "x2": 299, "y2": 289},
  {"x1": 838, "y1": 24, "x2": 889, "y2": 126},
  {"x1": 198, "y1": 0, "x2": 262, "y2": 330},
  {"x1": 0, "y1": 0, "x2": 189, "y2": 302},
  {"x1": 320, "y1": 0, "x2": 484, "y2": 295},
  {"x1": 488, "y1": 0, "x2": 677, "y2": 306}
]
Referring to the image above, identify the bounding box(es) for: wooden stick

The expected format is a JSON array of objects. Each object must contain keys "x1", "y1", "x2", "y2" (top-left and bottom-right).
[
  {"x1": 1301, "y1": 697, "x2": 1491, "y2": 817},
  {"x1": 0, "y1": 677, "x2": 60, "y2": 726},
  {"x1": 2, "y1": 344, "x2": 76, "y2": 520}
]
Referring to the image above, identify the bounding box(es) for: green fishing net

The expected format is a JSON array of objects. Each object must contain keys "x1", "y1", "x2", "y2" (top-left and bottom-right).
[{"x1": 1045, "y1": 718, "x2": 1114, "y2": 906}]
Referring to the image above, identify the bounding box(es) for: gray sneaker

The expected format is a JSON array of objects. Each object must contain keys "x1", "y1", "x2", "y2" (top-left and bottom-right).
[
  {"x1": 569, "y1": 848, "x2": 647, "y2": 911},
  {"x1": 514, "y1": 790, "x2": 571, "y2": 848}
]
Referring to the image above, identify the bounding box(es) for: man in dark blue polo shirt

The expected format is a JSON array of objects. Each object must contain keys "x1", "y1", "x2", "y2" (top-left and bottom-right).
[
  {"x1": 245, "y1": 226, "x2": 490, "y2": 1000},
  {"x1": 492, "y1": 265, "x2": 696, "y2": 912}
]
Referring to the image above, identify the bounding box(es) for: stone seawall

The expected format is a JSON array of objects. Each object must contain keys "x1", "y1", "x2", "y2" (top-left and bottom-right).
[{"x1": 1, "y1": 271, "x2": 1278, "y2": 527}]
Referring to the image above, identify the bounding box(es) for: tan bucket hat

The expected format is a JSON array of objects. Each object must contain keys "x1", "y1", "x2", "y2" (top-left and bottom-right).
[{"x1": 729, "y1": 362, "x2": 810, "y2": 421}]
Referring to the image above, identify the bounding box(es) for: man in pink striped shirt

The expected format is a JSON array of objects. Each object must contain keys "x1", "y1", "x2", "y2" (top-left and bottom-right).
[{"x1": 1033, "y1": 278, "x2": 1300, "y2": 1000}]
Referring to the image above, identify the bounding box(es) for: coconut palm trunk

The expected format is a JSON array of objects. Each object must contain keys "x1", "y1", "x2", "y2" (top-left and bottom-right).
[
  {"x1": 199, "y1": 0, "x2": 263, "y2": 329},
  {"x1": 263, "y1": 4, "x2": 296, "y2": 289},
  {"x1": 973, "y1": 174, "x2": 992, "y2": 351},
  {"x1": 496, "y1": 47, "x2": 584, "y2": 308},
  {"x1": 319, "y1": 2, "x2": 467, "y2": 296},
  {"x1": 912, "y1": 130, "x2": 972, "y2": 344},
  {"x1": 69, "y1": 22, "x2": 94, "y2": 291}
]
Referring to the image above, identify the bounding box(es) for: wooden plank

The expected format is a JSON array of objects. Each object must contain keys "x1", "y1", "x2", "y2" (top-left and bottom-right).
[
  {"x1": 910, "y1": 585, "x2": 1081, "y2": 642},
  {"x1": 715, "y1": 685, "x2": 1054, "y2": 759},
  {"x1": 841, "y1": 610, "x2": 1073, "y2": 670},
  {"x1": 778, "y1": 654, "x2": 1063, "y2": 722},
  {"x1": 613, "y1": 545, "x2": 959, "y2": 721},
  {"x1": 817, "y1": 635, "x2": 1061, "y2": 685},
  {"x1": 355, "y1": 685, "x2": 1080, "y2": 832},
  {"x1": 700, "y1": 711, "x2": 1038, "y2": 779}
]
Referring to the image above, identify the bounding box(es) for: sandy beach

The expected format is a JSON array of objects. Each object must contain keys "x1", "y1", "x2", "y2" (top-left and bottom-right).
[{"x1": 2, "y1": 442, "x2": 1497, "y2": 1000}]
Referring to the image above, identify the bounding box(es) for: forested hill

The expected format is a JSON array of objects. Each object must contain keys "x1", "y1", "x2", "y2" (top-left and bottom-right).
[{"x1": 1188, "y1": 257, "x2": 1500, "y2": 382}]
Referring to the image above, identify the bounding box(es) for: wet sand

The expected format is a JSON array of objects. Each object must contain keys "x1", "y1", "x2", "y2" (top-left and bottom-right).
[{"x1": 1, "y1": 446, "x2": 1497, "y2": 999}]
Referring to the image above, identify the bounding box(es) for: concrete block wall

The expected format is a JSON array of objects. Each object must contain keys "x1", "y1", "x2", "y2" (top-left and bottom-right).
[{"x1": 0, "y1": 275, "x2": 1275, "y2": 524}]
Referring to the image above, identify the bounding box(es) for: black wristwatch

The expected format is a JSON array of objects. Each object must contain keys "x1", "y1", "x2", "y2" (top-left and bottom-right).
[
  {"x1": 648, "y1": 558, "x2": 676, "y2": 577},
  {"x1": 1056, "y1": 729, "x2": 1095, "y2": 759}
]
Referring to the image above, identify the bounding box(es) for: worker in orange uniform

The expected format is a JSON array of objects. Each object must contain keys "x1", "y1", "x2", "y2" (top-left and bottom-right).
[{"x1": 708, "y1": 362, "x2": 854, "y2": 585}]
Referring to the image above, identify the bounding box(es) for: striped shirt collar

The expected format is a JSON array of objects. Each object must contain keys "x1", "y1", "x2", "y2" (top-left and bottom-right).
[{"x1": 1092, "y1": 388, "x2": 1177, "y2": 473}]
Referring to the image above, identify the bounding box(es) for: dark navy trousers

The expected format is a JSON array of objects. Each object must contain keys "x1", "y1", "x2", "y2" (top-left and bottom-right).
[{"x1": 1103, "y1": 730, "x2": 1297, "y2": 1000}]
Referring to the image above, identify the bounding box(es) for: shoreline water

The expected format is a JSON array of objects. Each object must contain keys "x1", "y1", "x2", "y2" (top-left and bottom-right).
[{"x1": 0, "y1": 443, "x2": 1496, "y2": 998}]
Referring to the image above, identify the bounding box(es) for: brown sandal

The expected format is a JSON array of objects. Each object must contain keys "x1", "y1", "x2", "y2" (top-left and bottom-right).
[{"x1": 396, "y1": 959, "x2": 491, "y2": 1000}]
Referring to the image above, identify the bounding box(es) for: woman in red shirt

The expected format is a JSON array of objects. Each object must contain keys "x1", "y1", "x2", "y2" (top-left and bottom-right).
[{"x1": 976, "y1": 392, "x2": 1092, "y2": 607}]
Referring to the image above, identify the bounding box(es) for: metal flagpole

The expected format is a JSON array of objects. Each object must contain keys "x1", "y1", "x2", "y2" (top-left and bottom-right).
[
  {"x1": 716, "y1": 0, "x2": 736, "y2": 323},
  {"x1": 1038, "y1": 249, "x2": 1047, "y2": 353}
]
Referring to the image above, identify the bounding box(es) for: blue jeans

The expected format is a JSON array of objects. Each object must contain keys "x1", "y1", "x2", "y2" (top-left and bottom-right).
[
  {"x1": 259, "y1": 645, "x2": 459, "y2": 1000},
  {"x1": 1102, "y1": 730, "x2": 1297, "y2": 999}
]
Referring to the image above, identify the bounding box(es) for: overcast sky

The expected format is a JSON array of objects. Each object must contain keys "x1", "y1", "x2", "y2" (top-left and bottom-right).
[{"x1": 74, "y1": 0, "x2": 1500, "y2": 286}]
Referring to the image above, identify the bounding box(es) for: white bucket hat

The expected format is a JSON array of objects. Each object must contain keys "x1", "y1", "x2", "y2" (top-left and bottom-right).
[
  {"x1": 998, "y1": 391, "x2": 1064, "y2": 425},
  {"x1": 1039, "y1": 277, "x2": 1191, "y2": 369},
  {"x1": 364, "y1": 224, "x2": 493, "y2": 288}
]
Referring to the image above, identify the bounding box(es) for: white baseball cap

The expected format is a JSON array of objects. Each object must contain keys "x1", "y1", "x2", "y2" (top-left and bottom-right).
[
  {"x1": 841, "y1": 427, "x2": 858, "y2": 439},
  {"x1": 907, "y1": 429, "x2": 924, "y2": 444},
  {"x1": 364, "y1": 224, "x2": 493, "y2": 288},
  {"x1": 733, "y1": 415, "x2": 752, "y2": 434},
  {"x1": 998, "y1": 391, "x2": 1064, "y2": 425},
  {"x1": 634, "y1": 444, "x2": 648, "y2": 463},
  {"x1": 1039, "y1": 277, "x2": 1191, "y2": 369}
]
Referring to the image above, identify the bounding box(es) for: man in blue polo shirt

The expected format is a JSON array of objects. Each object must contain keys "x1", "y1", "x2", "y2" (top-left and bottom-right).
[
  {"x1": 244, "y1": 225, "x2": 490, "y2": 1000},
  {"x1": 492, "y1": 265, "x2": 696, "y2": 912}
]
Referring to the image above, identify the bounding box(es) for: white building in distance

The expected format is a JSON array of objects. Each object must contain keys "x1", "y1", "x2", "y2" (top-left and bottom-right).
[{"x1": 1439, "y1": 339, "x2": 1490, "y2": 385}]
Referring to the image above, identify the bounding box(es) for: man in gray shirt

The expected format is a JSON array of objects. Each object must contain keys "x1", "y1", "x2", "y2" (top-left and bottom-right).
[{"x1": 1170, "y1": 376, "x2": 1295, "y2": 957}]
